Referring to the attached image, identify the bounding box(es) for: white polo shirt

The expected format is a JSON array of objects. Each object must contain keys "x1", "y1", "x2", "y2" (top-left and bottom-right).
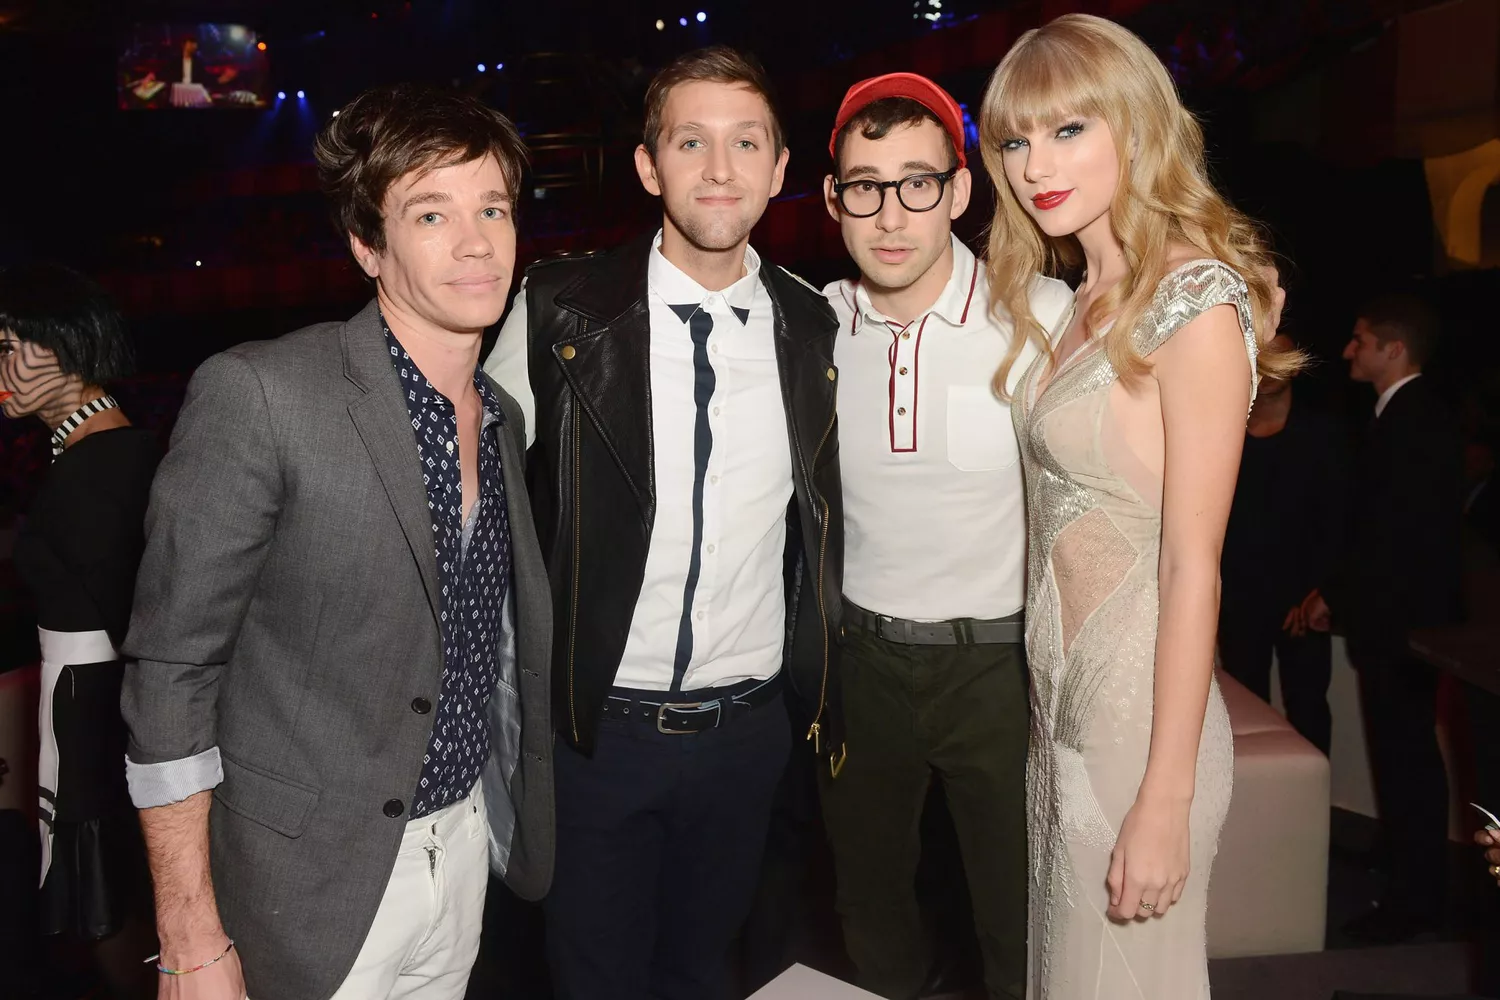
[{"x1": 826, "y1": 236, "x2": 1073, "y2": 621}]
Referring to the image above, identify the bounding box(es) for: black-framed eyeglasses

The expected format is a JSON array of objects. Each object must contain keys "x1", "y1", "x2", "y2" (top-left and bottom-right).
[{"x1": 832, "y1": 168, "x2": 958, "y2": 218}]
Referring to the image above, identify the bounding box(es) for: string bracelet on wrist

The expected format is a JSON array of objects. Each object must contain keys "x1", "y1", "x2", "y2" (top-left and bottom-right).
[{"x1": 146, "y1": 940, "x2": 235, "y2": 976}]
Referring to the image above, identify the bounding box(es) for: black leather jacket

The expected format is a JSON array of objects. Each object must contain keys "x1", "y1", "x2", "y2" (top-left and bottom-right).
[{"x1": 522, "y1": 236, "x2": 846, "y2": 775}]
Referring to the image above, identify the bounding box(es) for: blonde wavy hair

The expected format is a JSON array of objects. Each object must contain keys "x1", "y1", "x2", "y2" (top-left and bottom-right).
[{"x1": 979, "y1": 13, "x2": 1302, "y2": 396}]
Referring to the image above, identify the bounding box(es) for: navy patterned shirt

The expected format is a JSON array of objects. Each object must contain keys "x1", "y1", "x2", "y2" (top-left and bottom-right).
[{"x1": 384, "y1": 319, "x2": 511, "y2": 819}]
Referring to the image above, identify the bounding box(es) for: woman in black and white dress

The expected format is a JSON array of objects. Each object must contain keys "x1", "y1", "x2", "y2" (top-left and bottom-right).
[{"x1": 1, "y1": 263, "x2": 160, "y2": 997}]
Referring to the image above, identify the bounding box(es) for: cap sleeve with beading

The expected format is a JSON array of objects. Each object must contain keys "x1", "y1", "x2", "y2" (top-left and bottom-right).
[{"x1": 1133, "y1": 259, "x2": 1259, "y2": 409}]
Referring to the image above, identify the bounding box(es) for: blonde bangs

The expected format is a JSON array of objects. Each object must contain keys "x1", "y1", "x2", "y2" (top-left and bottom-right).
[{"x1": 981, "y1": 28, "x2": 1116, "y2": 146}]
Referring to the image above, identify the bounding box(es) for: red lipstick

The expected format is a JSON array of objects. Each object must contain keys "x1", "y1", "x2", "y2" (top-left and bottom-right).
[{"x1": 1032, "y1": 190, "x2": 1073, "y2": 211}]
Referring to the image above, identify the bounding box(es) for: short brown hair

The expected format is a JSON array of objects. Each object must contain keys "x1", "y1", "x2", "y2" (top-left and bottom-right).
[
  {"x1": 314, "y1": 84, "x2": 529, "y2": 254},
  {"x1": 1359, "y1": 293, "x2": 1440, "y2": 368},
  {"x1": 832, "y1": 97, "x2": 954, "y2": 174},
  {"x1": 642, "y1": 46, "x2": 784, "y2": 158}
]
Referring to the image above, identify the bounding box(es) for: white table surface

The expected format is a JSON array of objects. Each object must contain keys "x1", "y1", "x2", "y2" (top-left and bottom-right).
[{"x1": 749, "y1": 964, "x2": 883, "y2": 999}]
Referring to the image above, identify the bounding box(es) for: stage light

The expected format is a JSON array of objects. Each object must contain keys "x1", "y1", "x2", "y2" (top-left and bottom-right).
[
  {"x1": 496, "y1": 62, "x2": 504, "y2": 70},
  {"x1": 277, "y1": 90, "x2": 286, "y2": 100},
  {"x1": 696, "y1": 11, "x2": 706, "y2": 21},
  {"x1": 297, "y1": 90, "x2": 306, "y2": 99},
  {"x1": 655, "y1": 19, "x2": 665, "y2": 30},
  {"x1": 332, "y1": 110, "x2": 341, "y2": 117},
  {"x1": 679, "y1": 17, "x2": 687, "y2": 26},
  {"x1": 195, "y1": 260, "x2": 202, "y2": 267},
  {"x1": 477, "y1": 63, "x2": 486, "y2": 72},
  {"x1": 257, "y1": 41, "x2": 267, "y2": 51}
]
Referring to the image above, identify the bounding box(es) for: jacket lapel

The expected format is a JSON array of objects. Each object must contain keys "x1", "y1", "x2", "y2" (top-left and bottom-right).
[
  {"x1": 550, "y1": 239, "x2": 656, "y2": 523},
  {"x1": 342, "y1": 301, "x2": 442, "y2": 624},
  {"x1": 763, "y1": 265, "x2": 839, "y2": 467},
  {"x1": 488, "y1": 392, "x2": 552, "y2": 660}
]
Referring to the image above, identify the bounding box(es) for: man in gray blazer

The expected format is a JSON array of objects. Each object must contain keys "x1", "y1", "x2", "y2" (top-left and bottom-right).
[{"x1": 120, "y1": 84, "x2": 553, "y2": 1000}]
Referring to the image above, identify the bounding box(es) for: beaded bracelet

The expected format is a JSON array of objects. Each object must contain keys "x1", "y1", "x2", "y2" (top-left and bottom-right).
[{"x1": 146, "y1": 940, "x2": 236, "y2": 976}]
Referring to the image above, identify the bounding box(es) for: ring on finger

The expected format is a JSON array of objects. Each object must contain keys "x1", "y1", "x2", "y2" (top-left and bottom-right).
[
  {"x1": 1490, "y1": 864, "x2": 1500, "y2": 877},
  {"x1": 1139, "y1": 900, "x2": 1156, "y2": 912}
]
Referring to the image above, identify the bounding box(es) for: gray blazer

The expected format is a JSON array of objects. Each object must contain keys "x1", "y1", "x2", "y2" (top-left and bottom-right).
[{"x1": 121, "y1": 301, "x2": 554, "y2": 1000}]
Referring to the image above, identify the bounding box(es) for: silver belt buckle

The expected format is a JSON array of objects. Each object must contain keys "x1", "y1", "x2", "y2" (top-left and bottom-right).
[{"x1": 656, "y1": 700, "x2": 715, "y2": 734}]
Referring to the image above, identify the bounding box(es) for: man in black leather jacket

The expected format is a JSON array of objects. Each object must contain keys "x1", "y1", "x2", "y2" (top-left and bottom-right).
[{"x1": 485, "y1": 46, "x2": 844, "y2": 999}]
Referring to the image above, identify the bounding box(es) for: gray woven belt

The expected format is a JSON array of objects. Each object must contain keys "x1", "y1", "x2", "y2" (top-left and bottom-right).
[{"x1": 843, "y1": 601, "x2": 1024, "y2": 645}]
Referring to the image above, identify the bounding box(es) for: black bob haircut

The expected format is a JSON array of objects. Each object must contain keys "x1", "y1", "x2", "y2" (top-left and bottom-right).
[{"x1": 0, "y1": 262, "x2": 134, "y2": 384}]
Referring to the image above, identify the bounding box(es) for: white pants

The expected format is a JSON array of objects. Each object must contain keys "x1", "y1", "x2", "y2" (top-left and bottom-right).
[{"x1": 328, "y1": 783, "x2": 491, "y2": 1000}]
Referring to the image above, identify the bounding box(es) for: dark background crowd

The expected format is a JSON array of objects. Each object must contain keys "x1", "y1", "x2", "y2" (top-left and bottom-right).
[{"x1": 2, "y1": 0, "x2": 1500, "y2": 998}]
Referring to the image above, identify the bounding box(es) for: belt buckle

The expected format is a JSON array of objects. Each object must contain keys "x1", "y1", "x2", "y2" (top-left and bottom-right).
[{"x1": 656, "y1": 700, "x2": 706, "y2": 734}]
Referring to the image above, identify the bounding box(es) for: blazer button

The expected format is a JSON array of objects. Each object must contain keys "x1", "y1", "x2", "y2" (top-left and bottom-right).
[
  {"x1": 383, "y1": 798, "x2": 405, "y2": 818},
  {"x1": 411, "y1": 697, "x2": 432, "y2": 714},
  {"x1": 560, "y1": 345, "x2": 576, "y2": 360},
  {"x1": 826, "y1": 367, "x2": 836, "y2": 381}
]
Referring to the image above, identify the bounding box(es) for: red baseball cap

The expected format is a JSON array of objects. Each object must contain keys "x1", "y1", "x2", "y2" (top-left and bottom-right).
[{"x1": 828, "y1": 72, "x2": 967, "y2": 169}]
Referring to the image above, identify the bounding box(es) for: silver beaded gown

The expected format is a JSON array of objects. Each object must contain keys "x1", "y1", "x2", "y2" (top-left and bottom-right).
[{"x1": 1012, "y1": 260, "x2": 1258, "y2": 1000}]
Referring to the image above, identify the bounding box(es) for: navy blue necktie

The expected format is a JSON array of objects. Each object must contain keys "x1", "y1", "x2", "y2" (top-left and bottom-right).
[{"x1": 667, "y1": 305, "x2": 717, "y2": 692}]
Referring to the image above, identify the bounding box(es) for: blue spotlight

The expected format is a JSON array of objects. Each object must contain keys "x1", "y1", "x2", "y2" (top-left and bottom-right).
[
  {"x1": 496, "y1": 62, "x2": 504, "y2": 70},
  {"x1": 277, "y1": 90, "x2": 286, "y2": 100},
  {"x1": 679, "y1": 16, "x2": 687, "y2": 26},
  {"x1": 696, "y1": 11, "x2": 706, "y2": 21},
  {"x1": 477, "y1": 63, "x2": 486, "y2": 72},
  {"x1": 296, "y1": 89, "x2": 306, "y2": 99}
]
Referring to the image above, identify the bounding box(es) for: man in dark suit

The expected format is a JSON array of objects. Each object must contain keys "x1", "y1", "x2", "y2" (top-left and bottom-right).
[
  {"x1": 121, "y1": 85, "x2": 553, "y2": 1000},
  {"x1": 485, "y1": 46, "x2": 845, "y2": 1000},
  {"x1": 1305, "y1": 293, "x2": 1464, "y2": 943}
]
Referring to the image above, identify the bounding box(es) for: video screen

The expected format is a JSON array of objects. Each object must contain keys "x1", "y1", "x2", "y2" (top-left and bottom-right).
[{"x1": 118, "y1": 24, "x2": 270, "y2": 110}]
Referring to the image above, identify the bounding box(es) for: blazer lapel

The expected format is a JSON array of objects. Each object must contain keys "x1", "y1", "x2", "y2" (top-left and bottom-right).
[
  {"x1": 342, "y1": 301, "x2": 442, "y2": 624},
  {"x1": 489, "y1": 398, "x2": 552, "y2": 663}
]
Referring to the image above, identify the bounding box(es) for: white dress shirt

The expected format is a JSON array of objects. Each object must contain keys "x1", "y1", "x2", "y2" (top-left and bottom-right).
[
  {"x1": 485, "y1": 233, "x2": 792, "y2": 692},
  {"x1": 826, "y1": 236, "x2": 1073, "y2": 621},
  {"x1": 1375, "y1": 372, "x2": 1422, "y2": 418}
]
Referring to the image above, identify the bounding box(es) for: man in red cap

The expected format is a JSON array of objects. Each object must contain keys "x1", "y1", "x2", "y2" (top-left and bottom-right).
[{"x1": 818, "y1": 73, "x2": 1072, "y2": 1000}]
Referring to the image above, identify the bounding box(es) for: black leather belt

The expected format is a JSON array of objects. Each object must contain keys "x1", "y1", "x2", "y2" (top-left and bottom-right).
[
  {"x1": 843, "y1": 600, "x2": 1024, "y2": 645},
  {"x1": 599, "y1": 674, "x2": 783, "y2": 734}
]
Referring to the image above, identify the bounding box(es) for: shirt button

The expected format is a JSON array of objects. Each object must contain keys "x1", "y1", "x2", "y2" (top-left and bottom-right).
[
  {"x1": 706, "y1": 543, "x2": 716, "y2": 554},
  {"x1": 710, "y1": 475, "x2": 720, "y2": 485},
  {"x1": 902, "y1": 331, "x2": 911, "y2": 340},
  {"x1": 411, "y1": 697, "x2": 432, "y2": 714},
  {"x1": 383, "y1": 799, "x2": 405, "y2": 818},
  {"x1": 897, "y1": 406, "x2": 908, "y2": 416},
  {"x1": 712, "y1": 406, "x2": 721, "y2": 416},
  {"x1": 712, "y1": 345, "x2": 720, "y2": 354},
  {"x1": 899, "y1": 366, "x2": 909, "y2": 375},
  {"x1": 696, "y1": 610, "x2": 706, "y2": 621}
]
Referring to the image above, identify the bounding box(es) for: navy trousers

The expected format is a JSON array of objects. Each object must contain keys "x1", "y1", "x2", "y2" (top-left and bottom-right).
[{"x1": 544, "y1": 697, "x2": 791, "y2": 1000}]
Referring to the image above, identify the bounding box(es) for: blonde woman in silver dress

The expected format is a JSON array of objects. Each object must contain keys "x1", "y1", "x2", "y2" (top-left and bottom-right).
[{"x1": 978, "y1": 14, "x2": 1300, "y2": 999}]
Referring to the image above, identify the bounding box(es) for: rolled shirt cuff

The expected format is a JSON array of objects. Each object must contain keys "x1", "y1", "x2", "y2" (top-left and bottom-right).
[{"x1": 126, "y1": 746, "x2": 224, "y2": 808}]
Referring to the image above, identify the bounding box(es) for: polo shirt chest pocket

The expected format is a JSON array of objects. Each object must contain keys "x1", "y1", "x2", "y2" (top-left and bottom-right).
[{"x1": 945, "y1": 384, "x2": 1019, "y2": 472}]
